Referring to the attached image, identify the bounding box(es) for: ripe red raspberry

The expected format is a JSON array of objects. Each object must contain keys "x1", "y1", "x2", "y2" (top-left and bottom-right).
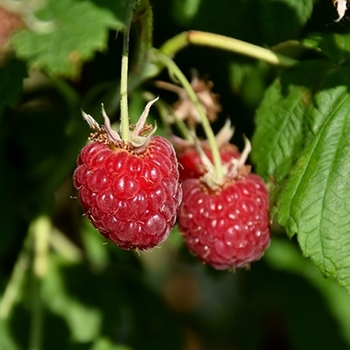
[
  {"x1": 73, "y1": 99, "x2": 182, "y2": 250},
  {"x1": 178, "y1": 173, "x2": 270, "y2": 269},
  {"x1": 177, "y1": 133, "x2": 270, "y2": 270},
  {"x1": 177, "y1": 143, "x2": 240, "y2": 181}
]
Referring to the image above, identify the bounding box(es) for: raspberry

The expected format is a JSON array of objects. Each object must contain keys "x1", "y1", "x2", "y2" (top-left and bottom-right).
[
  {"x1": 177, "y1": 143, "x2": 240, "y2": 181},
  {"x1": 178, "y1": 173, "x2": 270, "y2": 269},
  {"x1": 73, "y1": 99, "x2": 182, "y2": 250}
]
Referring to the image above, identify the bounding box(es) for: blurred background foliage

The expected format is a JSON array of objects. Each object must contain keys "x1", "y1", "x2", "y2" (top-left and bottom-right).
[{"x1": 1, "y1": 0, "x2": 350, "y2": 349}]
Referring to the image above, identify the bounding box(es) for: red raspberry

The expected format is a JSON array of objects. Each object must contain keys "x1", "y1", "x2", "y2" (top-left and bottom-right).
[
  {"x1": 74, "y1": 137, "x2": 181, "y2": 250},
  {"x1": 73, "y1": 99, "x2": 182, "y2": 250},
  {"x1": 177, "y1": 143, "x2": 240, "y2": 181},
  {"x1": 178, "y1": 173, "x2": 270, "y2": 269}
]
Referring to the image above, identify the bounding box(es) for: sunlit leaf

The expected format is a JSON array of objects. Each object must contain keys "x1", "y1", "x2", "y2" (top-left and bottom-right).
[{"x1": 252, "y1": 34, "x2": 350, "y2": 292}]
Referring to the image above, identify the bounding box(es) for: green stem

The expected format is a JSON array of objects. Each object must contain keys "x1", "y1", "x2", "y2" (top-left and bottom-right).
[
  {"x1": 120, "y1": 1, "x2": 137, "y2": 142},
  {"x1": 159, "y1": 30, "x2": 297, "y2": 67},
  {"x1": 50, "y1": 227, "x2": 83, "y2": 263},
  {"x1": 144, "y1": 91, "x2": 192, "y2": 141},
  {"x1": 107, "y1": 27, "x2": 298, "y2": 116},
  {"x1": 29, "y1": 216, "x2": 51, "y2": 350},
  {"x1": 172, "y1": 112, "x2": 193, "y2": 142},
  {"x1": 160, "y1": 32, "x2": 188, "y2": 58},
  {"x1": 154, "y1": 49, "x2": 224, "y2": 182},
  {"x1": 0, "y1": 234, "x2": 31, "y2": 320},
  {"x1": 133, "y1": 0, "x2": 154, "y2": 72},
  {"x1": 29, "y1": 276, "x2": 44, "y2": 350}
]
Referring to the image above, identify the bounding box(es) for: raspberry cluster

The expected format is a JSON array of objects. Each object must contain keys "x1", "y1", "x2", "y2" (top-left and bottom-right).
[{"x1": 73, "y1": 98, "x2": 270, "y2": 266}]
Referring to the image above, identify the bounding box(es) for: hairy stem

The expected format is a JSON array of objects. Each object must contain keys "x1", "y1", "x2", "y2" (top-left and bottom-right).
[
  {"x1": 154, "y1": 49, "x2": 224, "y2": 183},
  {"x1": 120, "y1": 0, "x2": 137, "y2": 142}
]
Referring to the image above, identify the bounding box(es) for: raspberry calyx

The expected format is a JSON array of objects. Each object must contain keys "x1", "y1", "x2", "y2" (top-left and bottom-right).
[{"x1": 174, "y1": 120, "x2": 241, "y2": 181}]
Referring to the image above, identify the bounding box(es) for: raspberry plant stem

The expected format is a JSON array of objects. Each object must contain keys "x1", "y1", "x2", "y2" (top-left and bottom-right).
[
  {"x1": 152, "y1": 81, "x2": 195, "y2": 140},
  {"x1": 29, "y1": 276, "x2": 44, "y2": 350},
  {"x1": 50, "y1": 227, "x2": 83, "y2": 262},
  {"x1": 134, "y1": 0, "x2": 154, "y2": 73},
  {"x1": 120, "y1": 1, "x2": 137, "y2": 142},
  {"x1": 154, "y1": 50, "x2": 224, "y2": 183},
  {"x1": 160, "y1": 31, "x2": 298, "y2": 67},
  {"x1": 29, "y1": 216, "x2": 51, "y2": 350},
  {"x1": 144, "y1": 91, "x2": 193, "y2": 141},
  {"x1": 0, "y1": 233, "x2": 31, "y2": 320}
]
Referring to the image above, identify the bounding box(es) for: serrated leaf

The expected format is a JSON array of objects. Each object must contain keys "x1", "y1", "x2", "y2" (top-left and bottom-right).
[
  {"x1": 11, "y1": 0, "x2": 124, "y2": 76},
  {"x1": 252, "y1": 58, "x2": 350, "y2": 292},
  {"x1": 252, "y1": 60, "x2": 328, "y2": 182},
  {"x1": 277, "y1": 98, "x2": 350, "y2": 285}
]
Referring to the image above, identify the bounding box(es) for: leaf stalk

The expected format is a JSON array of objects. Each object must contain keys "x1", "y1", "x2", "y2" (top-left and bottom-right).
[{"x1": 160, "y1": 30, "x2": 297, "y2": 67}]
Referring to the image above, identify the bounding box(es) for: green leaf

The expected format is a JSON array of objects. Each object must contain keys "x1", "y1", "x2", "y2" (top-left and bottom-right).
[
  {"x1": 252, "y1": 55, "x2": 350, "y2": 292},
  {"x1": 11, "y1": 0, "x2": 124, "y2": 77},
  {"x1": 302, "y1": 33, "x2": 350, "y2": 64},
  {"x1": 255, "y1": 0, "x2": 315, "y2": 45},
  {"x1": 171, "y1": 0, "x2": 202, "y2": 26},
  {"x1": 229, "y1": 62, "x2": 267, "y2": 109},
  {"x1": 252, "y1": 60, "x2": 318, "y2": 182}
]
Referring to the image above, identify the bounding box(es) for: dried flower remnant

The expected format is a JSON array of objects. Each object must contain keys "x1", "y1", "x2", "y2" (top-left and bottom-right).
[
  {"x1": 155, "y1": 73, "x2": 222, "y2": 127},
  {"x1": 333, "y1": 0, "x2": 349, "y2": 21}
]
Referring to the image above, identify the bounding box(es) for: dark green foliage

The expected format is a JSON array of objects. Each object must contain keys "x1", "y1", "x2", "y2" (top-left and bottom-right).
[{"x1": 2, "y1": 0, "x2": 350, "y2": 349}]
